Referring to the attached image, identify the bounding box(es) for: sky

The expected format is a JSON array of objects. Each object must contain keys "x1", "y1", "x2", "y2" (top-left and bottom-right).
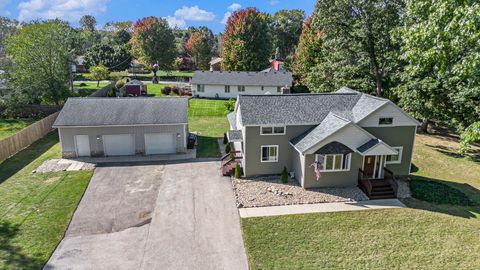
[{"x1": 0, "y1": 0, "x2": 316, "y2": 33}]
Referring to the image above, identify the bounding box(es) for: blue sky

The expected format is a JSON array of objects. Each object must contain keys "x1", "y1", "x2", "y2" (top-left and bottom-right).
[{"x1": 0, "y1": 0, "x2": 316, "y2": 33}]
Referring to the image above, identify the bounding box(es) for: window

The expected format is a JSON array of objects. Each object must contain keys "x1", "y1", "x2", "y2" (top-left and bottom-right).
[
  {"x1": 238, "y1": 85, "x2": 245, "y2": 92},
  {"x1": 197, "y1": 84, "x2": 205, "y2": 92},
  {"x1": 315, "y1": 153, "x2": 351, "y2": 172},
  {"x1": 379, "y1": 117, "x2": 393, "y2": 125},
  {"x1": 277, "y1": 86, "x2": 282, "y2": 93},
  {"x1": 261, "y1": 145, "x2": 278, "y2": 162},
  {"x1": 225, "y1": 85, "x2": 230, "y2": 93},
  {"x1": 386, "y1": 147, "x2": 403, "y2": 164},
  {"x1": 261, "y1": 86, "x2": 264, "y2": 91},
  {"x1": 260, "y1": 126, "x2": 286, "y2": 135}
]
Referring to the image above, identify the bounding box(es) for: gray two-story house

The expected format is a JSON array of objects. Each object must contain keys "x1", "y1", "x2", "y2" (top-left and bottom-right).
[{"x1": 225, "y1": 87, "x2": 420, "y2": 199}]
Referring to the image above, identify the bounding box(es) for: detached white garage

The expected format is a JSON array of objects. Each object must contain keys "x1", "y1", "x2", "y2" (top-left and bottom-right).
[{"x1": 53, "y1": 97, "x2": 189, "y2": 158}]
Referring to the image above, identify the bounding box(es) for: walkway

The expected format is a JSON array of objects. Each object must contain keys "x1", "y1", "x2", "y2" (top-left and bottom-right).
[{"x1": 239, "y1": 199, "x2": 406, "y2": 218}]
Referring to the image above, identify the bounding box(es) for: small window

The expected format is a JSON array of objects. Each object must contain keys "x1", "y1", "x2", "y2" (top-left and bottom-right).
[
  {"x1": 225, "y1": 85, "x2": 230, "y2": 93},
  {"x1": 386, "y1": 147, "x2": 403, "y2": 164},
  {"x1": 316, "y1": 153, "x2": 351, "y2": 172},
  {"x1": 261, "y1": 86, "x2": 264, "y2": 91},
  {"x1": 238, "y1": 85, "x2": 245, "y2": 92},
  {"x1": 379, "y1": 117, "x2": 393, "y2": 125},
  {"x1": 261, "y1": 126, "x2": 286, "y2": 135},
  {"x1": 277, "y1": 86, "x2": 282, "y2": 93},
  {"x1": 261, "y1": 145, "x2": 278, "y2": 162},
  {"x1": 197, "y1": 84, "x2": 205, "y2": 92}
]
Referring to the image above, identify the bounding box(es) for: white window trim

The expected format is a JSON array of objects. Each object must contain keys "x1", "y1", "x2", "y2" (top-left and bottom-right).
[
  {"x1": 378, "y1": 117, "x2": 394, "y2": 126},
  {"x1": 225, "y1": 85, "x2": 230, "y2": 93},
  {"x1": 237, "y1": 85, "x2": 245, "y2": 92},
  {"x1": 386, "y1": 146, "x2": 403, "y2": 164},
  {"x1": 260, "y1": 145, "x2": 279, "y2": 163},
  {"x1": 315, "y1": 153, "x2": 351, "y2": 172},
  {"x1": 260, "y1": 125, "x2": 286, "y2": 136},
  {"x1": 197, "y1": 84, "x2": 205, "y2": 92}
]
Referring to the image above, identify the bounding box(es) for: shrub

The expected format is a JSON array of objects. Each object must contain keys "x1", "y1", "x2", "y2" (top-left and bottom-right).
[
  {"x1": 223, "y1": 133, "x2": 228, "y2": 144},
  {"x1": 172, "y1": 86, "x2": 180, "y2": 95},
  {"x1": 224, "y1": 98, "x2": 235, "y2": 112},
  {"x1": 225, "y1": 142, "x2": 231, "y2": 153},
  {"x1": 281, "y1": 166, "x2": 289, "y2": 183},
  {"x1": 234, "y1": 163, "x2": 242, "y2": 178},
  {"x1": 162, "y1": 86, "x2": 172, "y2": 95},
  {"x1": 79, "y1": 82, "x2": 87, "y2": 87}
]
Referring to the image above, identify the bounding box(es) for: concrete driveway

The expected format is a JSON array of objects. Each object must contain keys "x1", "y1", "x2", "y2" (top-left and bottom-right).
[{"x1": 45, "y1": 161, "x2": 248, "y2": 270}]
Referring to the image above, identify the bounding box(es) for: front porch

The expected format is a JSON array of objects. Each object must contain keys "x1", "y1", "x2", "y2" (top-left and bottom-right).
[{"x1": 358, "y1": 167, "x2": 399, "y2": 199}]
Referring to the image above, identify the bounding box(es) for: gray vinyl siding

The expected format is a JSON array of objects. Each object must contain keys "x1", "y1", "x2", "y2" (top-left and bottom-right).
[
  {"x1": 58, "y1": 124, "x2": 187, "y2": 158},
  {"x1": 243, "y1": 125, "x2": 313, "y2": 176},
  {"x1": 292, "y1": 150, "x2": 304, "y2": 186},
  {"x1": 302, "y1": 152, "x2": 363, "y2": 188},
  {"x1": 363, "y1": 126, "x2": 416, "y2": 176}
]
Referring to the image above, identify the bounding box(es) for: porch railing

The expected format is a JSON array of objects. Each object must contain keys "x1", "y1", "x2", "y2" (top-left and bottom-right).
[
  {"x1": 383, "y1": 167, "x2": 399, "y2": 197},
  {"x1": 221, "y1": 151, "x2": 242, "y2": 175},
  {"x1": 358, "y1": 169, "x2": 372, "y2": 196}
]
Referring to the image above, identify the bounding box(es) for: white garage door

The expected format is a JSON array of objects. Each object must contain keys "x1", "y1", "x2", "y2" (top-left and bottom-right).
[
  {"x1": 144, "y1": 133, "x2": 176, "y2": 155},
  {"x1": 103, "y1": 134, "x2": 135, "y2": 156}
]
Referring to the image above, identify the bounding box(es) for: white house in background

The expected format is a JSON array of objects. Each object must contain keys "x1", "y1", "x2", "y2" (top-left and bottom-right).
[{"x1": 190, "y1": 70, "x2": 293, "y2": 99}]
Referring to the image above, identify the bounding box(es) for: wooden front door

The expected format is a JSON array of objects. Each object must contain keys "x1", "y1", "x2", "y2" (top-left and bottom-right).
[{"x1": 363, "y1": 155, "x2": 376, "y2": 178}]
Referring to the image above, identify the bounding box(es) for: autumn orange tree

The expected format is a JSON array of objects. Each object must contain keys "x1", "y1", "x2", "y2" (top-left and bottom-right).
[
  {"x1": 130, "y1": 17, "x2": 176, "y2": 74},
  {"x1": 221, "y1": 8, "x2": 272, "y2": 71},
  {"x1": 185, "y1": 28, "x2": 214, "y2": 70}
]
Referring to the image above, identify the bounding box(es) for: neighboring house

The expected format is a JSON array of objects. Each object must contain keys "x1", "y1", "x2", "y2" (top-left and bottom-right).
[
  {"x1": 191, "y1": 70, "x2": 293, "y2": 99},
  {"x1": 209, "y1": 57, "x2": 223, "y2": 71},
  {"x1": 53, "y1": 98, "x2": 188, "y2": 158},
  {"x1": 125, "y1": 80, "x2": 147, "y2": 96},
  {"x1": 74, "y1": 56, "x2": 87, "y2": 73},
  {"x1": 225, "y1": 87, "x2": 420, "y2": 198}
]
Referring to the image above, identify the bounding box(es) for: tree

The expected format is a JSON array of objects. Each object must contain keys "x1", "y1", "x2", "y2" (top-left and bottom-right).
[
  {"x1": 292, "y1": 16, "x2": 323, "y2": 84},
  {"x1": 0, "y1": 17, "x2": 18, "y2": 58},
  {"x1": 88, "y1": 65, "x2": 109, "y2": 87},
  {"x1": 130, "y1": 17, "x2": 176, "y2": 75},
  {"x1": 296, "y1": 0, "x2": 404, "y2": 96},
  {"x1": 397, "y1": 0, "x2": 480, "y2": 135},
  {"x1": 5, "y1": 20, "x2": 74, "y2": 105},
  {"x1": 80, "y1": 15, "x2": 97, "y2": 32},
  {"x1": 271, "y1": 9, "x2": 306, "y2": 60},
  {"x1": 185, "y1": 29, "x2": 214, "y2": 70},
  {"x1": 84, "y1": 43, "x2": 131, "y2": 71},
  {"x1": 221, "y1": 8, "x2": 273, "y2": 71}
]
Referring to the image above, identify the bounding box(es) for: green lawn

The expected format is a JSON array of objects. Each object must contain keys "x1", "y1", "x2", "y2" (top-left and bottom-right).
[
  {"x1": 73, "y1": 82, "x2": 109, "y2": 96},
  {"x1": 145, "y1": 83, "x2": 166, "y2": 97},
  {"x1": 75, "y1": 70, "x2": 193, "y2": 81},
  {"x1": 0, "y1": 132, "x2": 92, "y2": 269},
  {"x1": 188, "y1": 99, "x2": 230, "y2": 157},
  {"x1": 242, "y1": 132, "x2": 480, "y2": 269},
  {"x1": 0, "y1": 119, "x2": 37, "y2": 140}
]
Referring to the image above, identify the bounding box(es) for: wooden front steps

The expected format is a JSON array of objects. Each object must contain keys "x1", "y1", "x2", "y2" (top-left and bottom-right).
[
  {"x1": 369, "y1": 180, "x2": 396, "y2": 199},
  {"x1": 358, "y1": 168, "x2": 398, "y2": 200}
]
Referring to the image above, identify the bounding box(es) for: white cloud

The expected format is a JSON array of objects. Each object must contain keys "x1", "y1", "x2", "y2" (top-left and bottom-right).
[
  {"x1": 228, "y1": 3, "x2": 241, "y2": 11},
  {"x1": 270, "y1": 0, "x2": 280, "y2": 6},
  {"x1": 174, "y1": 5, "x2": 215, "y2": 22},
  {"x1": 221, "y1": 3, "x2": 242, "y2": 25},
  {"x1": 164, "y1": 16, "x2": 186, "y2": 29},
  {"x1": 17, "y1": 0, "x2": 110, "y2": 22}
]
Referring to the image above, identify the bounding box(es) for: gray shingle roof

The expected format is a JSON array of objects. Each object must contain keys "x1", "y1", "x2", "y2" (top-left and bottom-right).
[
  {"x1": 314, "y1": 141, "x2": 353, "y2": 155},
  {"x1": 227, "y1": 112, "x2": 237, "y2": 129},
  {"x1": 53, "y1": 97, "x2": 188, "y2": 127},
  {"x1": 290, "y1": 113, "x2": 351, "y2": 153},
  {"x1": 191, "y1": 71, "x2": 293, "y2": 87},
  {"x1": 227, "y1": 130, "x2": 243, "y2": 142},
  {"x1": 238, "y1": 93, "x2": 361, "y2": 126},
  {"x1": 357, "y1": 139, "x2": 380, "y2": 153}
]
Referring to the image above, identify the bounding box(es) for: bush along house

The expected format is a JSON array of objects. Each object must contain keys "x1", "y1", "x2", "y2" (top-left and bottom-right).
[{"x1": 224, "y1": 87, "x2": 420, "y2": 199}]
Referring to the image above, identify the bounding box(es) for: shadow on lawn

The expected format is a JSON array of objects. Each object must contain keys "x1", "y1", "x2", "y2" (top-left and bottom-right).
[
  {"x1": 0, "y1": 132, "x2": 58, "y2": 185},
  {"x1": 425, "y1": 143, "x2": 480, "y2": 163},
  {"x1": 404, "y1": 175, "x2": 480, "y2": 219},
  {"x1": 196, "y1": 136, "x2": 221, "y2": 158},
  {"x1": 0, "y1": 220, "x2": 43, "y2": 269}
]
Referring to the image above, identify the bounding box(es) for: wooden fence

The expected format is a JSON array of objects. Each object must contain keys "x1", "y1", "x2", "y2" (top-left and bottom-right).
[{"x1": 0, "y1": 111, "x2": 59, "y2": 163}]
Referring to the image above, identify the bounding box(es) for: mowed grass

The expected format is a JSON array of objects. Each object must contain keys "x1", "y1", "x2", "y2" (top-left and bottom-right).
[
  {"x1": 145, "y1": 83, "x2": 166, "y2": 97},
  {"x1": 73, "y1": 82, "x2": 109, "y2": 96},
  {"x1": 0, "y1": 119, "x2": 37, "y2": 140},
  {"x1": 188, "y1": 99, "x2": 230, "y2": 157},
  {"x1": 0, "y1": 132, "x2": 92, "y2": 269},
  {"x1": 242, "y1": 132, "x2": 480, "y2": 269}
]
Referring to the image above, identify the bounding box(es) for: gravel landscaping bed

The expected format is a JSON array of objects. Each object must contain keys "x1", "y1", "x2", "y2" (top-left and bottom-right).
[
  {"x1": 232, "y1": 176, "x2": 369, "y2": 208},
  {"x1": 33, "y1": 159, "x2": 95, "y2": 173}
]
